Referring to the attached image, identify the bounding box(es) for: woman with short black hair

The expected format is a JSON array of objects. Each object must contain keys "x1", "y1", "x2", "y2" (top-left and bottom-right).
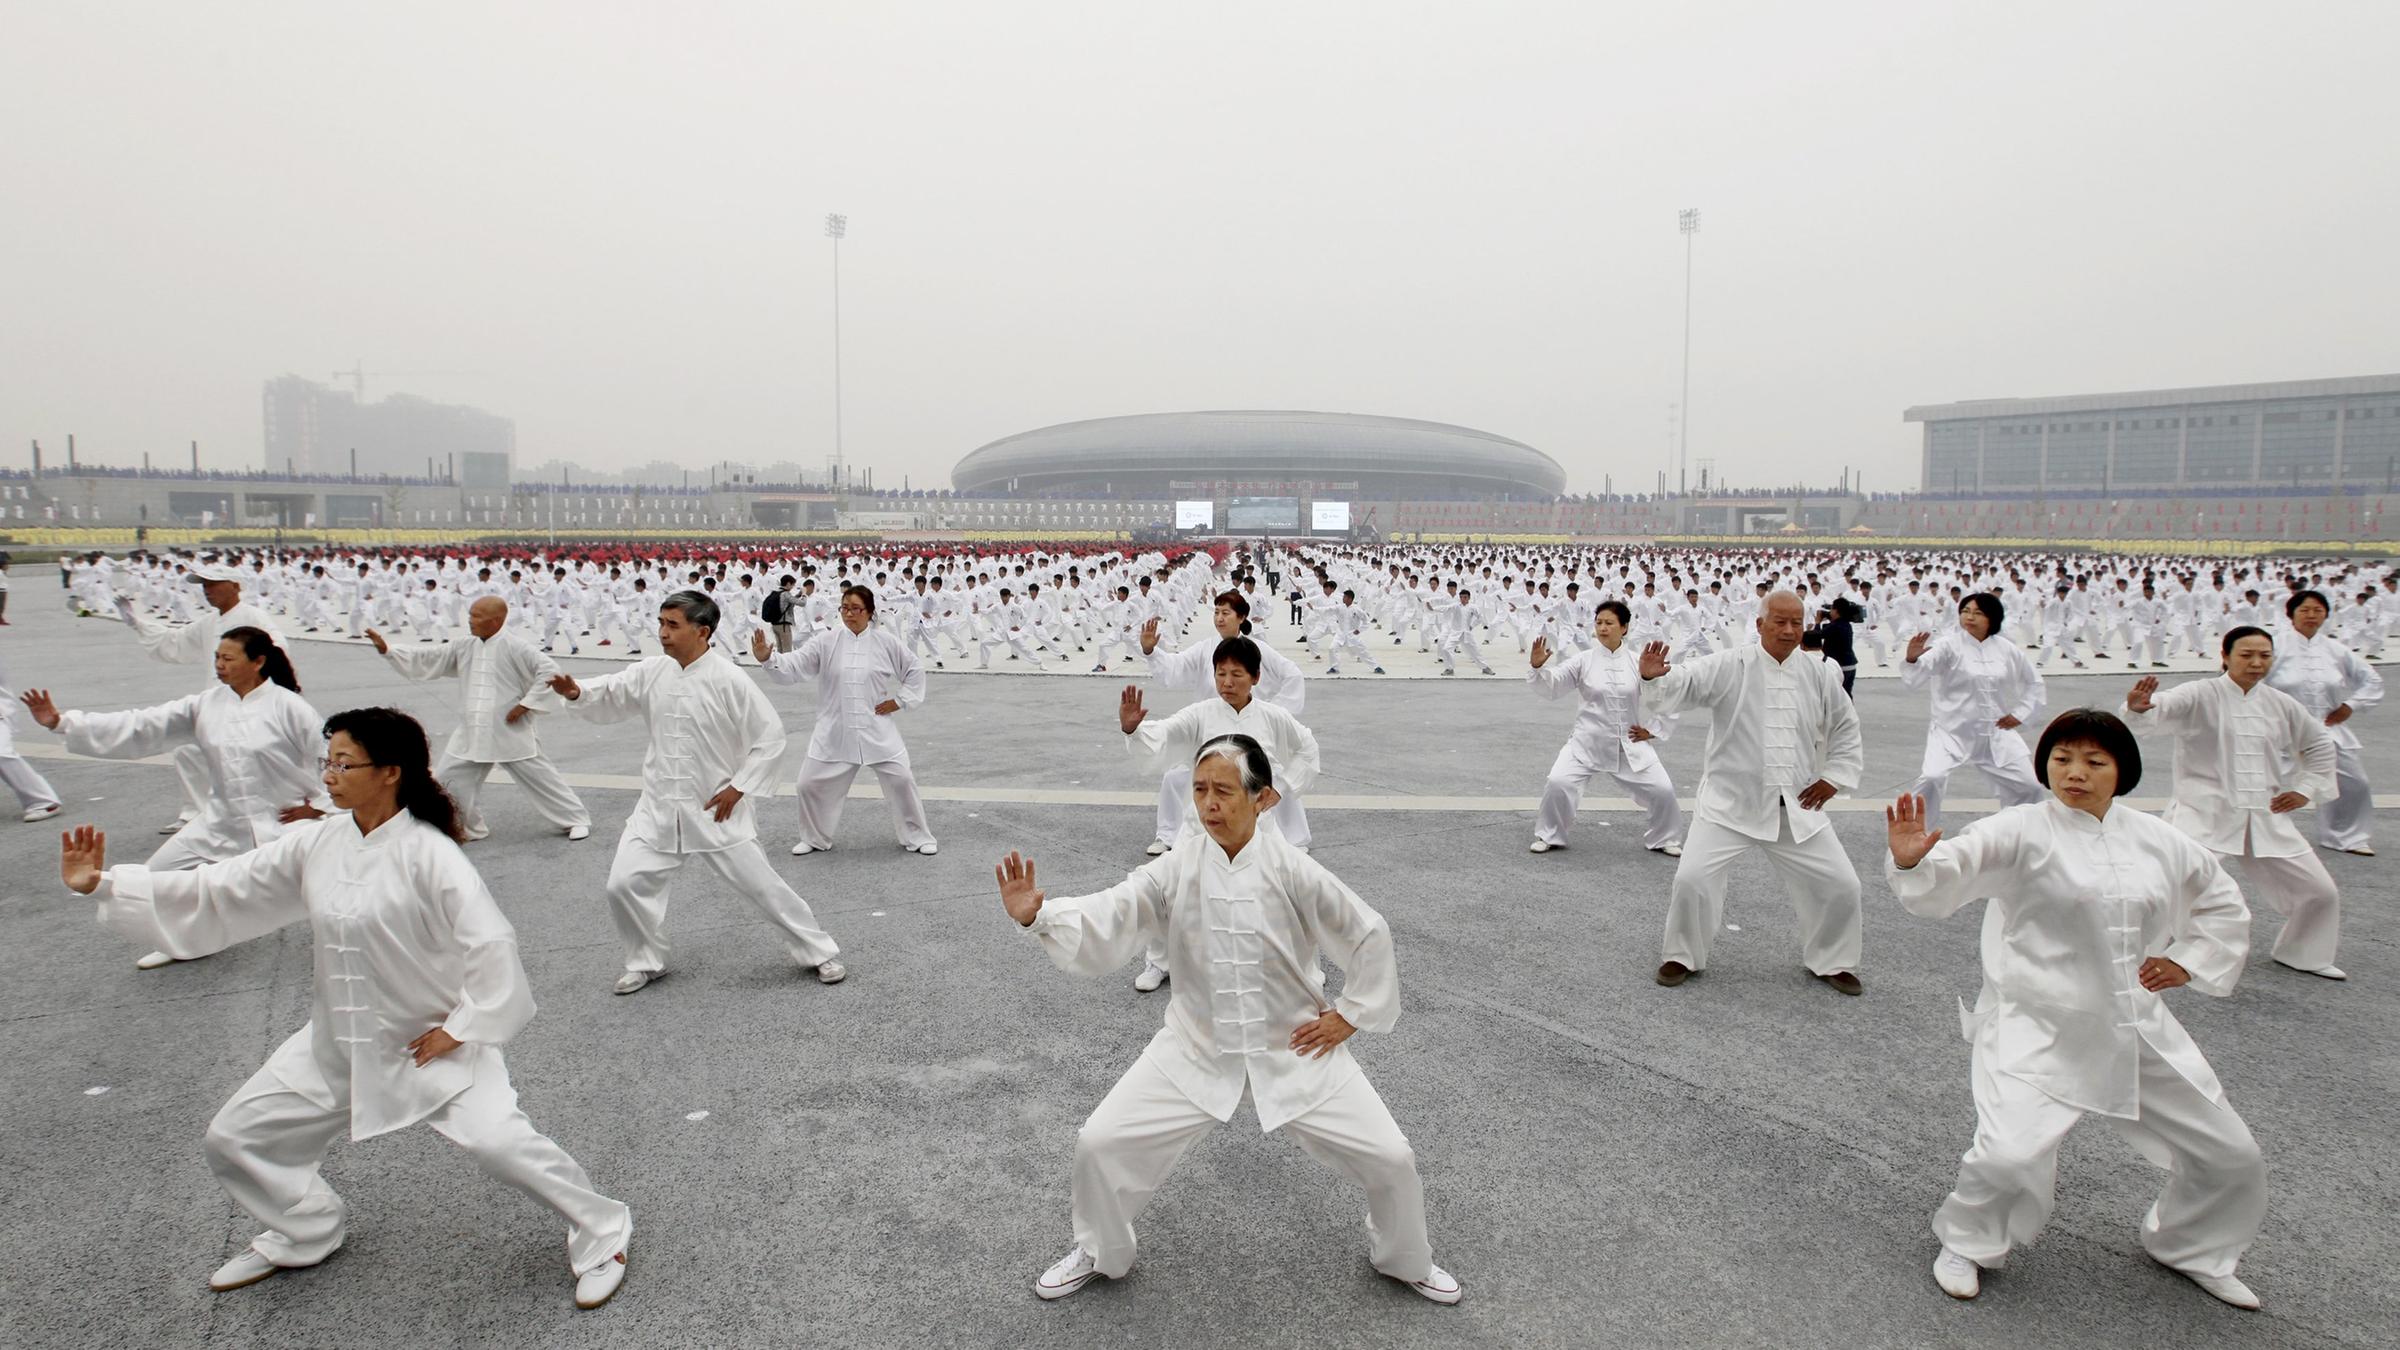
[
  {"x1": 1886, "y1": 709, "x2": 2264, "y2": 1310},
  {"x1": 1900, "y1": 593, "x2": 2047, "y2": 825},
  {"x1": 2267, "y1": 589, "x2": 2381, "y2": 855}
]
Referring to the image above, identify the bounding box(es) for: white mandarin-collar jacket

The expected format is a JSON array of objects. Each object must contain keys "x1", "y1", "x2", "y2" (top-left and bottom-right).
[
  {"x1": 381, "y1": 629, "x2": 564, "y2": 764},
  {"x1": 1145, "y1": 634, "x2": 1306, "y2": 714},
  {"x1": 1029, "y1": 824, "x2": 1398, "y2": 1133},
  {"x1": 2126, "y1": 675, "x2": 2336, "y2": 859},
  {"x1": 2265, "y1": 629, "x2": 2382, "y2": 754},
  {"x1": 761, "y1": 624, "x2": 926, "y2": 766},
  {"x1": 94, "y1": 813, "x2": 534, "y2": 1139},
  {"x1": 1640, "y1": 643, "x2": 1862, "y2": 842},
  {"x1": 1887, "y1": 798, "x2": 2249, "y2": 1120},
  {"x1": 60, "y1": 682, "x2": 328, "y2": 854},
  {"x1": 563, "y1": 649, "x2": 786, "y2": 853},
  {"x1": 1901, "y1": 630, "x2": 2045, "y2": 772},
  {"x1": 1527, "y1": 641, "x2": 1669, "y2": 775},
  {"x1": 1128, "y1": 696, "x2": 1319, "y2": 799}
]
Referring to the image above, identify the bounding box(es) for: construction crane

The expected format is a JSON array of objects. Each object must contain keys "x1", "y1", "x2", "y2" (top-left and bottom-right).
[{"x1": 332, "y1": 361, "x2": 481, "y2": 400}]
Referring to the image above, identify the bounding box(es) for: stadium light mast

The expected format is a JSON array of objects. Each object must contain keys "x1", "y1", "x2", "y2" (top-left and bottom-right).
[
  {"x1": 1677, "y1": 208, "x2": 1699, "y2": 498},
  {"x1": 825, "y1": 212, "x2": 848, "y2": 490}
]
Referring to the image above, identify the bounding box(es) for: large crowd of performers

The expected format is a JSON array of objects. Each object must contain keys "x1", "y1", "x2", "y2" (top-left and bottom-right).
[{"x1": 9, "y1": 534, "x2": 2391, "y2": 1316}]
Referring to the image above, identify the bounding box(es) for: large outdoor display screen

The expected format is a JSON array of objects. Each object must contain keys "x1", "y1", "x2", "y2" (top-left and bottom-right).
[
  {"x1": 1174, "y1": 499, "x2": 1214, "y2": 530},
  {"x1": 1227, "y1": 496, "x2": 1300, "y2": 530},
  {"x1": 1311, "y1": 500, "x2": 1351, "y2": 532}
]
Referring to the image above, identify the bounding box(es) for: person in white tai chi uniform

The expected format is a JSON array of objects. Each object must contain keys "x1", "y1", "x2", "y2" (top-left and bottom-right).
[
  {"x1": 1885, "y1": 709, "x2": 2265, "y2": 1311},
  {"x1": 2125, "y1": 626, "x2": 2345, "y2": 980},
  {"x1": 56, "y1": 708, "x2": 633, "y2": 1310},
  {"x1": 752, "y1": 584, "x2": 937, "y2": 857},
  {"x1": 1637, "y1": 591, "x2": 1866, "y2": 994},
  {"x1": 546, "y1": 589, "x2": 847, "y2": 995},
  {"x1": 1000, "y1": 732, "x2": 1462, "y2": 1305},
  {"x1": 370, "y1": 596, "x2": 592, "y2": 843},
  {"x1": 115, "y1": 559, "x2": 285, "y2": 835},
  {"x1": 1901, "y1": 592, "x2": 2047, "y2": 826},
  {"x1": 2265, "y1": 588, "x2": 2382, "y2": 856},
  {"x1": 1524, "y1": 599, "x2": 1682, "y2": 857},
  {"x1": 0, "y1": 647, "x2": 63, "y2": 823},
  {"x1": 1137, "y1": 591, "x2": 1304, "y2": 857},
  {"x1": 25, "y1": 626, "x2": 327, "y2": 971},
  {"x1": 1119, "y1": 635, "x2": 1321, "y2": 993}
]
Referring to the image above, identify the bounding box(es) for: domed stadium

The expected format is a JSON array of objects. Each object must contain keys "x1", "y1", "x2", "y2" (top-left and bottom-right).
[{"x1": 951, "y1": 410, "x2": 1565, "y2": 500}]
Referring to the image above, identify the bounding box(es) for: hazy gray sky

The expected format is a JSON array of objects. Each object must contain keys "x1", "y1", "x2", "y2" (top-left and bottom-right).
[{"x1": 6, "y1": 2, "x2": 2394, "y2": 494}]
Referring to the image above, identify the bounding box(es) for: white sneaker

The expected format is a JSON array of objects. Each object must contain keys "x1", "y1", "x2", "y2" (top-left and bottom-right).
[
  {"x1": 575, "y1": 1249, "x2": 628, "y2": 1310},
  {"x1": 1133, "y1": 960, "x2": 1169, "y2": 992},
  {"x1": 1404, "y1": 1263, "x2": 1463, "y2": 1304},
  {"x1": 209, "y1": 1248, "x2": 293, "y2": 1292},
  {"x1": 912, "y1": 841, "x2": 939, "y2": 855},
  {"x1": 566, "y1": 824, "x2": 591, "y2": 840},
  {"x1": 136, "y1": 950, "x2": 178, "y2": 970},
  {"x1": 613, "y1": 969, "x2": 655, "y2": 995},
  {"x1": 2178, "y1": 1268, "x2": 2260, "y2": 1310},
  {"x1": 1651, "y1": 842, "x2": 1684, "y2": 857},
  {"x1": 22, "y1": 803, "x2": 60, "y2": 822},
  {"x1": 1933, "y1": 1247, "x2": 1980, "y2": 1299},
  {"x1": 1144, "y1": 840, "x2": 1170, "y2": 857},
  {"x1": 1529, "y1": 840, "x2": 1555, "y2": 853},
  {"x1": 813, "y1": 960, "x2": 847, "y2": 985},
  {"x1": 464, "y1": 822, "x2": 492, "y2": 842},
  {"x1": 2341, "y1": 845, "x2": 2376, "y2": 857},
  {"x1": 1035, "y1": 1244, "x2": 1100, "y2": 1300},
  {"x1": 2273, "y1": 958, "x2": 2347, "y2": 980},
  {"x1": 790, "y1": 841, "x2": 827, "y2": 856}
]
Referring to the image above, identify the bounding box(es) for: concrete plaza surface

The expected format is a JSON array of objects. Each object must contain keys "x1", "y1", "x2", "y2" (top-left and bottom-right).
[{"x1": 0, "y1": 593, "x2": 2393, "y2": 1349}]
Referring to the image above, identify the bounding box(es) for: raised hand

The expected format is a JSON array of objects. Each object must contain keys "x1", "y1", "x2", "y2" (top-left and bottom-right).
[
  {"x1": 1528, "y1": 636, "x2": 1551, "y2": 669},
  {"x1": 2126, "y1": 675, "x2": 2158, "y2": 713},
  {"x1": 1885, "y1": 793, "x2": 1942, "y2": 869},
  {"x1": 997, "y1": 850, "x2": 1045, "y2": 927},
  {"x1": 1905, "y1": 631, "x2": 1931, "y2": 664},
  {"x1": 61, "y1": 823, "x2": 106, "y2": 894},
  {"x1": 365, "y1": 629, "x2": 390, "y2": 654},
  {"x1": 750, "y1": 629, "x2": 772, "y2": 662},
  {"x1": 20, "y1": 689, "x2": 62, "y2": 731},
  {"x1": 1637, "y1": 641, "x2": 1671, "y2": 681},
  {"x1": 1138, "y1": 618, "x2": 1160, "y2": 655},
  {"x1": 548, "y1": 672, "x2": 582, "y2": 701},
  {"x1": 1118, "y1": 684, "x2": 1147, "y2": 735}
]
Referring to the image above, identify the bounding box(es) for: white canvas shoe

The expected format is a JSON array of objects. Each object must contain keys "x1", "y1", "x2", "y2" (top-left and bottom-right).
[
  {"x1": 1404, "y1": 1263, "x2": 1463, "y2": 1304},
  {"x1": 463, "y1": 822, "x2": 492, "y2": 842},
  {"x1": 136, "y1": 950, "x2": 178, "y2": 970},
  {"x1": 566, "y1": 824, "x2": 591, "y2": 841},
  {"x1": 912, "y1": 841, "x2": 939, "y2": 855},
  {"x1": 1144, "y1": 840, "x2": 1170, "y2": 857},
  {"x1": 1933, "y1": 1247, "x2": 1980, "y2": 1299},
  {"x1": 2179, "y1": 1268, "x2": 2260, "y2": 1310},
  {"x1": 22, "y1": 803, "x2": 60, "y2": 823},
  {"x1": 1651, "y1": 842, "x2": 1684, "y2": 857},
  {"x1": 1035, "y1": 1245, "x2": 1100, "y2": 1300},
  {"x1": 613, "y1": 969, "x2": 655, "y2": 996},
  {"x1": 1529, "y1": 840, "x2": 1555, "y2": 853},
  {"x1": 2274, "y1": 958, "x2": 2347, "y2": 980},
  {"x1": 209, "y1": 1249, "x2": 293, "y2": 1292},
  {"x1": 1133, "y1": 960, "x2": 1169, "y2": 992},
  {"x1": 813, "y1": 960, "x2": 847, "y2": 985},
  {"x1": 575, "y1": 1249, "x2": 628, "y2": 1310}
]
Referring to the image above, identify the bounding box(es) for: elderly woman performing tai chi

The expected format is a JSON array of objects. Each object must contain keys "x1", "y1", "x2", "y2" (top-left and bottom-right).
[
  {"x1": 1524, "y1": 598, "x2": 1683, "y2": 857},
  {"x1": 753, "y1": 583, "x2": 937, "y2": 858},
  {"x1": 57, "y1": 707, "x2": 632, "y2": 1310},
  {"x1": 999, "y1": 732, "x2": 1461, "y2": 1305},
  {"x1": 1885, "y1": 709, "x2": 2264, "y2": 1310}
]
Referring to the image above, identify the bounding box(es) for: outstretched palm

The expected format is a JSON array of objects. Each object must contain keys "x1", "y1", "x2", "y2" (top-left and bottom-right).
[
  {"x1": 1118, "y1": 684, "x2": 1147, "y2": 734},
  {"x1": 996, "y1": 851, "x2": 1045, "y2": 927},
  {"x1": 1637, "y1": 641, "x2": 1672, "y2": 681},
  {"x1": 1885, "y1": 793, "x2": 1943, "y2": 869},
  {"x1": 2126, "y1": 675, "x2": 2159, "y2": 713}
]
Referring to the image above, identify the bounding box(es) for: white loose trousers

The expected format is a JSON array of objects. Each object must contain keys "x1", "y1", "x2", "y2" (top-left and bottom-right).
[
  {"x1": 204, "y1": 1050, "x2": 630, "y2": 1277},
  {"x1": 438, "y1": 752, "x2": 592, "y2": 835},
  {"x1": 1935, "y1": 1037, "x2": 2264, "y2": 1279},
  {"x1": 1070, "y1": 1055, "x2": 1432, "y2": 1283},
  {"x1": 602, "y1": 831, "x2": 840, "y2": 973},
  {"x1": 1664, "y1": 807, "x2": 1862, "y2": 975},
  {"x1": 791, "y1": 753, "x2": 934, "y2": 850},
  {"x1": 2318, "y1": 742, "x2": 2373, "y2": 853},
  {"x1": 2217, "y1": 845, "x2": 2342, "y2": 971},
  {"x1": 1535, "y1": 743, "x2": 1680, "y2": 850}
]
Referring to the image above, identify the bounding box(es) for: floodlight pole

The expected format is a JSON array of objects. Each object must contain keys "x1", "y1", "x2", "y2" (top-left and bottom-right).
[
  {"x1": 826, "y1": 212, "x2": 848, "y2": 490},
  {"x1": 1677, "y1": 208, "x2": 1699, "y2": 498}
]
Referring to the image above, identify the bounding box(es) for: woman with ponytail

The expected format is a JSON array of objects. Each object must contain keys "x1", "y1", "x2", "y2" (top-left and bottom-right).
[
  {"x1": 21, "y1": 625, "x2": 328, "y2": 970},
  {"x1": 57, "y1": 705, "x2": 633, "y2": 1310}
]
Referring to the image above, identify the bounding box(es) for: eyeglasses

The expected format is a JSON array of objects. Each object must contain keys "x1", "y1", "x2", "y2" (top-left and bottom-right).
[{"x1": 320, "y1": 758, "x2": 378, "y2": 776}]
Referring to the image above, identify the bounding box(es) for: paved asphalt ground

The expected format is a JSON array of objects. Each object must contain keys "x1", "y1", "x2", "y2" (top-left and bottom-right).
[{"x1": 2, "y1": 585, "x2": 2393, "y2": 1349}]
